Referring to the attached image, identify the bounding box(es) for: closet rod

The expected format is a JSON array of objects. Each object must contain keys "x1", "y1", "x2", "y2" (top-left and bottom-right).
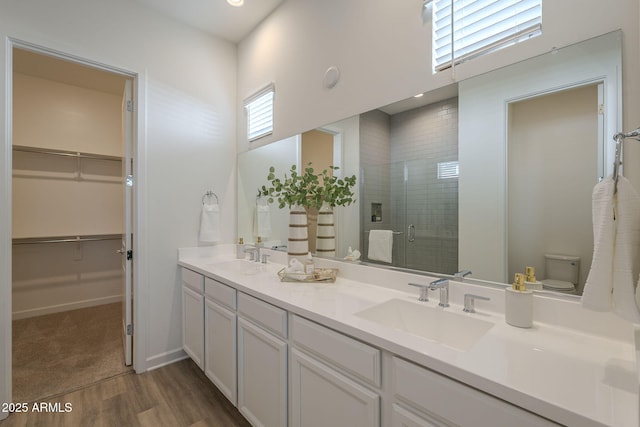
[
  {"x1": 12, "y1": 145, "x2": 123, "y2": 162},
  {"x1": 12, "y1": 234, "x2": 122, "y2": 245}
]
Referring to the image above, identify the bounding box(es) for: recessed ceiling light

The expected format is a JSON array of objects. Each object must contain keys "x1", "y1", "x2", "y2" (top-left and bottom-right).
[
  {"x1": 227, "y1": 0, "x2": 244, "y2": 6},
  {"x1": 414, "y1": 93, "x2": 424, "y2": 98}
]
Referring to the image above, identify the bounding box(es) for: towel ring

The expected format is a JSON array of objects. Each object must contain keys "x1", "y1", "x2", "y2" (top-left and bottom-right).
[{"x1": 202, "y1": 191, "x2": 219, "y2": 205}]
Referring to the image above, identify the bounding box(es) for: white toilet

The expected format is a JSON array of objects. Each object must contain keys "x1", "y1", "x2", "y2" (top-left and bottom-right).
[{"x1": 541, "y1": 254, "x2": 580, "y2": 294}]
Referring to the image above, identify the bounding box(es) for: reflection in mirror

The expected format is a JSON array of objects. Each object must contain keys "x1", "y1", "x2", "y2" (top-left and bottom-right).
[
  {"x1": 238, "y1": 135, "x2": 298, "y2": 248},
  {"x1": 460, "y1": 30, "x2": 621, "y2": 296},
  {"x1": 359, "y1": 96, "x2": 458, "y2": 275},
  {"x1": 237, "y1": 31, "x2": 622, "y2": 299},
  {"x1": 508, "y1": 85, "x2": 601, "y2": 295},
  {"x1": 237, "y1": 117, "x2": 360, "y2": 257}
]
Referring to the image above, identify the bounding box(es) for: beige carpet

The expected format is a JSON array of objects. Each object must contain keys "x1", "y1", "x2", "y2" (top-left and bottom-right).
[{"x1": 12, "y1": 302, "x2": 132, "y2": 403}]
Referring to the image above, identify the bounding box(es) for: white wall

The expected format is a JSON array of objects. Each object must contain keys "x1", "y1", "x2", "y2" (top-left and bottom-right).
[
  {"x1": 12, "y1": 73, "x2": 124, "y2": 318},
  {"x1": 237, "y1": 0, "x2": 640, "y2": 178},
  {"x1": 0, "y1": 1, "x2": 237, "y2": 411},
  {"x1": 508, "y1": 85, "x2": 598, "y2": 293},
  {"x1": 12, "y1": 74, "x2": 123, "y2": 238}
]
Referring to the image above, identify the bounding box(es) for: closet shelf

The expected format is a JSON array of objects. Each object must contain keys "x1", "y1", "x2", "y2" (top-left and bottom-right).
[
  {"x1": 12, "y1": 145, "x2": 122, "y2": 162},
  {"x1": 12, "y1": 234, "x2": 122, "y2": 245}
]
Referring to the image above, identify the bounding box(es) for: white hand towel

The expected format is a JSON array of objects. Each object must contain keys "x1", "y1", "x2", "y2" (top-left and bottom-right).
[
  {"x1": 368, "y1": 230, "x2": 393, "y2": 264},
  {"x1": 582, "y1": 177, "x2": 615, "y2": 311},
  {"x1": 254, "y1": 204, "x2": 272, "y2": 238},
  {"x1": 612, "y1": 176, "x2": 640, "y2": 323},
  {"x1": 199, "y1": 203, "x2": 221, "y2": 243},
  {"x1": 582, "y1": 175, "x2": 640, "y2": 323}
]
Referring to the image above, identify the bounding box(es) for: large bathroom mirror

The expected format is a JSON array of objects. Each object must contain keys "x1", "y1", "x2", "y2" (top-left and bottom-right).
[
  {"x1": 237, "y1": 31, "x2": 622, "y2": 297},
  {"x1": 238, "y1": 116, "x2": 360, "y2": 255}
]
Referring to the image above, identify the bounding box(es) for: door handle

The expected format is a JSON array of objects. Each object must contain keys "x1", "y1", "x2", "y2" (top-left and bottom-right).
[{"x1": 408, "y1": 224, "x2": 415, "y2": 242}]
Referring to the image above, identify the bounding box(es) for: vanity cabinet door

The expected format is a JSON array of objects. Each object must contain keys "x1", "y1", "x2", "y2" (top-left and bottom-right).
[
  {"x1": 237, "y1": 317, "x2": 287, "y2": 427},
  {"x1": 182, "y1": 284, "x2": 204, "y2": 369},
  {"x1": 391, "y1": 403, "x2": 447, "y2": 427},
  {"x1": 290, "y1": 348, "x2": 380, "y2": 427},
  {"x1": 205, "y1": 298, "x2": 237, "y2": 406},
  {"x1": 392, "y1": 357, "x2": 560, "y2": 427}
]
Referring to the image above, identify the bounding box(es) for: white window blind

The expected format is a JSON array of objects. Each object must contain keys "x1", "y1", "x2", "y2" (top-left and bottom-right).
[
  {"x1": 437, "y1": 161, "x2": 459, "y2": 179},
  {"x1": 245, "y1": 84, "x2": 274, "y2": 141},
  {"x1": 433, "y1": 0, "x2": 542, "y2": 71}
]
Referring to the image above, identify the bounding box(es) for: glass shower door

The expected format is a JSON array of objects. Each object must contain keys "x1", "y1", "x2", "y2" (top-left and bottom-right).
[{"x1": 361, "y1": 158, "x2": 458, "y2": 274}]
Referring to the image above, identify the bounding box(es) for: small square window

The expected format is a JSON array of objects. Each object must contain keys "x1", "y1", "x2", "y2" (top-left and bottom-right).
[
  {"x1": 432, "y1": 0, "x2": 542, "y2": 72},
  {"x1": 245, "y1": 84, "x2": 274, "y2": 141},
  {"x1": 437, "y1": 161, "x2": 459, "y2": 179}
]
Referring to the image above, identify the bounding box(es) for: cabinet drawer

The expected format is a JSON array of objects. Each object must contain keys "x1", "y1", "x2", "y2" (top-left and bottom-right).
[
  {"x1": 181, "y1": 268, "x2": 204, "y2": 293},
  {"x1": 238, "y1": 292, "x2": 287, "y2": 338},
  {"x1": 205, "y1": 277, "x2": 236, "y2": 309},
  {"x1": 392, "y1": 357, "x2": 560, "y2": 427},
  {"x1": 292, "y1": 315, "x2": 381, "y2": 388}
]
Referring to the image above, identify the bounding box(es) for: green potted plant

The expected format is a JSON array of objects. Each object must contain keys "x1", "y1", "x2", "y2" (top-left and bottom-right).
[
  {"x1": 259, "y1": 163, "x2": 319, "y2": 209},
  {"x1": 312, "y1": 166, "x2": 357, "y2": 209},
  {"x1": 259, "y1": 164, "x2": 319, "y2": 259},
  {"x1": 259, "y1": 163, "x2": 357, "y2": 259}
]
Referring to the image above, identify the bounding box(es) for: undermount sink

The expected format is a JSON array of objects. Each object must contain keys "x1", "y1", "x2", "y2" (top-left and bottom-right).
[
  {"x1": 355, "y1": 298, "x2": 494, "y2": 351},
  {"x1": 210, "y1": 259, "x2": 263, "y2": 275}
]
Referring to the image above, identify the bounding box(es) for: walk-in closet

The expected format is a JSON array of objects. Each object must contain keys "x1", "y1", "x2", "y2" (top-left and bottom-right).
[{"x1": 11, "y1": 48, "x2": 133, "y2": 402}]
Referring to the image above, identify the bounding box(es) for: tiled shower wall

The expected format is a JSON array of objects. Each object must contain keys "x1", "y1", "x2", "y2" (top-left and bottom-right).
[
  {"x1": 360, "y1": 98, "x2": 458, "y2": 274},
  {"x1": 359, "y1": 110, "x2": 393, "y2": 255}
]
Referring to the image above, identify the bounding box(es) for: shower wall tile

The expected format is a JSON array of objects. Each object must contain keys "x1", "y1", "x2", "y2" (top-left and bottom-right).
[
  {"x1": 360, "y1": 98, "x2": 458, "y2": 274},
  {"x1": 391, "y1": 98, "x2": 459, "y2": 274}
]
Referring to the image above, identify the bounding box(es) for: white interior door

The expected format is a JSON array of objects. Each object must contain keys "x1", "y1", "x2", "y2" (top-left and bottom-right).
[{"x1": 120, "y1": 79, "x2": 134, "y2": 366}]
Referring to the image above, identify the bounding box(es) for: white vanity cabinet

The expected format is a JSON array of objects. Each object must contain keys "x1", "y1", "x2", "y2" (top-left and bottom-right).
[
  {"x1": 181, "y1": 268, "x2": 204, "y2": 369},
  {"x1": 204, "y1": 277, "x2": 237, "y2": 405},
  {"x1": 178, "y1": 258, "x2": 583, "y2": 427},
  {"x1": 391, "y1": 357, "x2": 561, "y2": 427},
  {"x1": 290, "y1": 315, "x2": 381, "y2": 427},
  {"x1": 237, "y1": 292, "x2": 288, "y2": 427}
]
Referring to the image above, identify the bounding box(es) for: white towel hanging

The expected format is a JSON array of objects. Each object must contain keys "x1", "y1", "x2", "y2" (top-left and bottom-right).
[
  {"x1": 199, "y1": 202, "x2": 221, "y2": 243},
  {"x1": 368, "y1": 230, "x2": 393, "y2": 264},
  {"x1": 582, "y1": 177, "x2": 615, "y2": 311},
  {"x1": 582, "y1": 175, "x2": 640, "y2": 323},
  {"x1": 254, "y1": 204, "x2": 271, "y2": 238}
]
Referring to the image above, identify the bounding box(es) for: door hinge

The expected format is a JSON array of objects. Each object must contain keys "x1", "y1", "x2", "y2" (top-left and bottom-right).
[
  {"x1": 126, "y1": 100, "x2": 134, "y2": 112},
  {"x1": 127, "y1": 324, "x2": 133, "y2": 335},
  {"x1": 126, "y1": 174, "x2": 133, "y2": 187},
  {"x1": 127, "y1": 250, "x2": 133, "y2": 260},
  {"x1": 598, "y1": 103, "x2": 605, "y2": 115}
]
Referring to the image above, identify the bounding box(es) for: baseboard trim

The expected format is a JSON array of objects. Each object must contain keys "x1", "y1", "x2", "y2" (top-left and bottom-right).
[
  {"x1": 12, "y1": 295, "x2": 123, "y2": 320},
  {"x1": 145, "y1": 348, "x2": 188, "y2": 372}
]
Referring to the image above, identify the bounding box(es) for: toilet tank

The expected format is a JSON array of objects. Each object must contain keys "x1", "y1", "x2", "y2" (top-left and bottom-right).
[{"x1": 544, "y1": 254, "x2": 580, "y2": 284}]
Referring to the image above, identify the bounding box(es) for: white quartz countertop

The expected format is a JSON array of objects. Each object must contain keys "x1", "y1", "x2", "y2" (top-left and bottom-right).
[{"x1": 178, "y1": 246, "x2": 639, "y2": 427}]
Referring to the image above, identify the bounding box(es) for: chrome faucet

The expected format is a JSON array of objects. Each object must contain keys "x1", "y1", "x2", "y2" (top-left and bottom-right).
[
  {"x1": 408, "y1": 282, "x2": 429, "y2": 302},
  {"x1": 463, "y1": 294, "x2": 490, "y2": 313},
  {"x1": 454, "y1": 270, "x2": 472, "y2": 279},
  {"x1": 429, "y1": 278, "x2": 449, "y2": 307},
  {"x1": 244, "y1": 237, "x2": 265, "y2": 262},
  {"x1": 244, "y1": 246, "x2": 259, "y2": 261}
]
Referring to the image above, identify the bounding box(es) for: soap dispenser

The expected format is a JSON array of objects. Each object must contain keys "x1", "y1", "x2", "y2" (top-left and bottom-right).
[
  {"x1": 505, "y1": 273, "x2": 533, "y2": 328},
  {"x1": 524, "y1": 266, "x2": 543, "y2": 290},
  {"x1": 236, "y1": 237, "x2": 245, "y2": 259},
  {"x1": 304, "y1": 252, "x2": 315, "y2": 277}
]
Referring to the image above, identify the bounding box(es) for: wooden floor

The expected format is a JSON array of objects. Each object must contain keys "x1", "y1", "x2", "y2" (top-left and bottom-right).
[{"x1": 0, "y1": 359, "x2": 251, "y2": 427}]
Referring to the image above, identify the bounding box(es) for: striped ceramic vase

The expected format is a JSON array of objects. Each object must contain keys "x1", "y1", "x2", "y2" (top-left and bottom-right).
[
  {"x1": 315, "y1": 202, "x2": 335, "y2": 258},
  {"x1": 287, "y1": 204, "x2": 309, "y2": 261}
]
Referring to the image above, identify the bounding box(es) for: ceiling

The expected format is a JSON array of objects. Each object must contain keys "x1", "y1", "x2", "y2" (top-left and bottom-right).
[
  {"x1": 12, "y1": 0, "x2": 283, "y2": 96},
  {"x1": 135, "y1": 0, "x2": 285, "y2": 43},
  {"x1": 13, "y1": 48, "x2": 128, "y2": 95}
]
